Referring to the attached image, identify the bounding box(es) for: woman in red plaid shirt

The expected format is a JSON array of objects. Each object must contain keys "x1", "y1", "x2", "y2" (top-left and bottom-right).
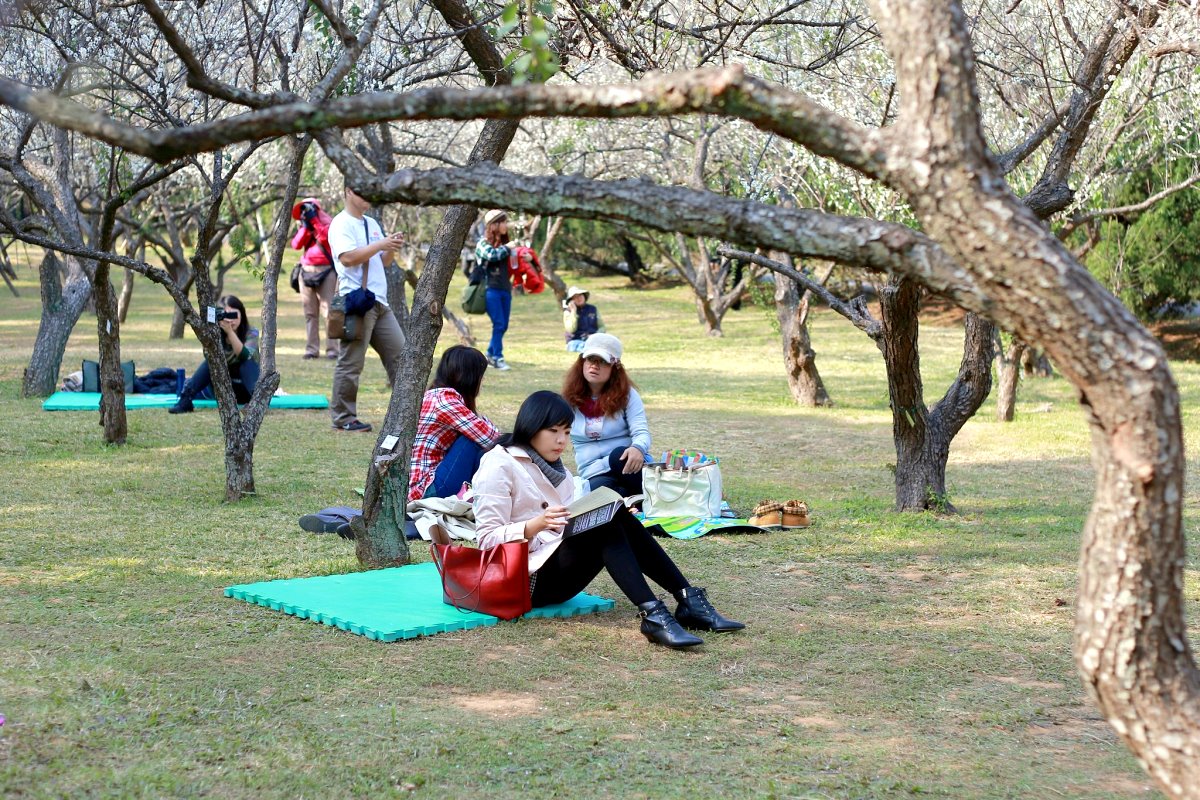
[{"x1": 408, "y1": 346, "x2": 501, "y2": 501}]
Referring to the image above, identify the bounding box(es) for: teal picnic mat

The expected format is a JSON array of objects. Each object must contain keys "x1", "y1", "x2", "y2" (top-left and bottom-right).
[
  {"x1": 42, "y1": 391, "x2": 328, "y2": 411},
  {"x1": 224, "y1": 562, "x2": 615, "y2": 642}
]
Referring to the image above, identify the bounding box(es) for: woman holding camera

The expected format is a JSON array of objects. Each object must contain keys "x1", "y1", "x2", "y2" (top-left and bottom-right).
[
  {"x1": 473, "y1": 209, "x2": 513, "y2": 371},
  {"x1": 290, "y1": 197, "x2": 338, "y2": 359},
  {"x1": 168, "y1": 295, "x2": 260, "y2": 414},
  {"x1": 471, "y1": 390, "x2": 743, "y2": 649}
]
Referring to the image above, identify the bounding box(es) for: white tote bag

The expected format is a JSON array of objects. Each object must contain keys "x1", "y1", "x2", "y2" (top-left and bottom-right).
[{"x1": 641, "y1": 461, "x2": 723, "y2": 518}]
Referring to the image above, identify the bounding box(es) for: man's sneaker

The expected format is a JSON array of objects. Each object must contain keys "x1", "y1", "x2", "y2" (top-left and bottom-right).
[
  {"x1": 492, "y1": 357, "x2": 512, "y2": 371},
  {"x1": 333, "y1": 419, "x2": 373, "y2": 433}
]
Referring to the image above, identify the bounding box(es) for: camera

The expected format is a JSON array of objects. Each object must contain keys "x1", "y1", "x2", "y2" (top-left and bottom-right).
[
  {"x1": 300, "y1": 201, "x2": 318, "y2": 222},
  {"x1": 214, "y1": 309, "x2": 239, "y2": 322}
]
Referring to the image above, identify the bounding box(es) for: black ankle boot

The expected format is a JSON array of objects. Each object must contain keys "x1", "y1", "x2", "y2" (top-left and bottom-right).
[
  {"x1": 674, "y1": 587, "x2": 745, "y2": 633},
  {"x1": 637, "y1": 600, "x2": 703, "y2": 649},
  {"x1": 168, "y1": 381, "x2": 196, "y2": 414}
]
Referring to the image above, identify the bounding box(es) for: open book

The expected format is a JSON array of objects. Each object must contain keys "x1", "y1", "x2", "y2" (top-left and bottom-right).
[{"x1": 563, "y1": 486, "x2": 624, "y2": 537}]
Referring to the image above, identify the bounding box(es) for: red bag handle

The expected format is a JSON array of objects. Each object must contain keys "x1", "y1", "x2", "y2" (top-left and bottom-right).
[{"x1": 430, "y1": 542, "x2": 507, "y2": 613}]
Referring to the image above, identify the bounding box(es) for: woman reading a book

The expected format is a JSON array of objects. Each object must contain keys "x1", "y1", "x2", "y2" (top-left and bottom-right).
[
  {"x1": 471, "y1": 390, "x2": 743, "y2": 649},
  {"x1": 408, "y1": 345, "x2": 501, "y2": 501},
  {"x1": 562, "y1": 333, "x2": 650, "y2": 498}
]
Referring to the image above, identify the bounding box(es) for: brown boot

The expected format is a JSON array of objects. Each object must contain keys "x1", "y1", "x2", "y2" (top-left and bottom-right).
[
  {"x1": 748, "y1": 500, "x2": 783, "y2": 529},
  {"x1": 782, "y1": 500, "x2": 810, "y2": 528}
]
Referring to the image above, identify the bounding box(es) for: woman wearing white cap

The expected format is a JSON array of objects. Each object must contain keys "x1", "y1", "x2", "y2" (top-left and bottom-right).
[
  {"x1": 473, "y1": 209, "x2": 514, "y2": 371},
  {"x1": 561, "y1": 333, "x2": 651, "y2": 498},
  {"x1": 563, "y1": 285, "x2": 605, "y2": 352}
]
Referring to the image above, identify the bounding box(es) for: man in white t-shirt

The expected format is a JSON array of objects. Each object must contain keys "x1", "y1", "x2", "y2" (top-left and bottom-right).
[{"x1": 326, "y1": 183, "x2": 407, "y2": 433}]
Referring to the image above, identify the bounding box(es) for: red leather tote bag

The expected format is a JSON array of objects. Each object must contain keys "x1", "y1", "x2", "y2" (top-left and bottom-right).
[{"x1": 430, "y1": 541, "x2": 532, "y2": 621}]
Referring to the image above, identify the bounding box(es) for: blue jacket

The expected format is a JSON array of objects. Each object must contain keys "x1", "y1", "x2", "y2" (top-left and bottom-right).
[{"x1": 570, "y1": 388, "x2": 652, "y2": 482}]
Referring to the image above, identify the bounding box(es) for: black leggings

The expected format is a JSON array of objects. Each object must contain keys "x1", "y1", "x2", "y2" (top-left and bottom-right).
[
  {"x1": 531, "y1": 508, "x2": 689, "y2": 607},
  {"x1": 587, "y1": 446, "x2": 644, "y2": 498}
]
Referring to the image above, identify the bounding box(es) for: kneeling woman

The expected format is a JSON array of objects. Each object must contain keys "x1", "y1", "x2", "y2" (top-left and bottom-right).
[
  {"x1": 169, "y1": 295, "x2": 259, "y2": 414},
  {"x1": 472, "y1": 391, "x2": 743, "y2": 649}
]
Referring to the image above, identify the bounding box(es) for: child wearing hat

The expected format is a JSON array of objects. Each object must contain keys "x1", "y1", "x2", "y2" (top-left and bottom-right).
[{"x1": 563, "y1": 285, "x2": 605, "y2": 352}]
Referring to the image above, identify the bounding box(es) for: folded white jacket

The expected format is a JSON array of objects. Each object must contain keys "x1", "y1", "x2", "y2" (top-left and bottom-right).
[{"x1": 406, "y1": 495, "x2": 477, "y2": 542}]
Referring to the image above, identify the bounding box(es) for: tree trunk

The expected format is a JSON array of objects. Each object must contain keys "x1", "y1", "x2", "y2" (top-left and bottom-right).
[
  {"x1": 878, "y1": 274, "x2": 995, "y2": 511},
  {"x1": 358, "y1": 118, "x2": 520, "y2": 568},
  {"x1": 775, "y1": 264, "x2": 831, "y2": 407},
  {"x1": 866, "y1": 4, "x2": 1200, "y2": 789},
  {"x1": 996, "y1": 338, "x2": 1027, "y2": 422},
  {"x1": 93, "y1": 260, "x2": 127, "y2": 445},
  {"x1": 400, "y1": 263, "x2": 475, "y2": 345},
  {"x1": 385, "y1": 261, "x2": 410, "y2": 330},
  {"x1": 117, "y1": 268, "x2": 134, "y2": 323},
  {"x1": 0, "y1": 240, "x2": 18, "y2": 297},
  {"x1": 222, "y1": 421, "x2": 258, "y2": 502},
  {"x1": 697, "y1": 296, "x2": 722, "y2": 336},
  {"x1": 23, "y1": 252, "x2": 91, "y2": 397},
  {"x1": 168, "y1": 272, "x2": 193, "y2": 338},
  {"x1": 169, "y1": 301, "x2": 187, "y2": 338},
  {"x1": 621, "y1": 235, "x2": 649, "y2": 286},
  {"x1": 877, "y1": 276, "x2": 941, "y2": 509},
  {"x1": 537, "y1": 216, "x2": 568, "y2": 304},
  {"x1": 212, "y1": 139, "x2": 305, "y2": 501},
  {"x1": 1022, "y1": 347, "x2": 1053, "y2": 377}
]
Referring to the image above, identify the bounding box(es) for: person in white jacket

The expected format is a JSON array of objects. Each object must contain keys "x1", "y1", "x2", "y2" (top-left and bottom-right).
[{"x1": 471, "y1": 390, "x2": 743, "y2": 649}]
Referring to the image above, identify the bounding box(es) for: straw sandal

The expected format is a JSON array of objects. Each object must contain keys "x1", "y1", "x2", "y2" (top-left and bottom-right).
[
  {"x1": 782, "y1": 500, "x2": 810, "y2": 529},
  {"x1": 748, "y1": 500, "x2": 784, "y2": 529}
]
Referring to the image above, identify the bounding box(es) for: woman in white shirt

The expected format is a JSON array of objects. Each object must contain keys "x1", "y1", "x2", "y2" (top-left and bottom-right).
[{"x1": 471, "y1": 390, "x2": 743, "y2": 649}]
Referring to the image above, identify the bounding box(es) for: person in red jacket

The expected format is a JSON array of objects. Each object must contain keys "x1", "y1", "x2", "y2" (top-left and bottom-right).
[{"x1": 291, "y1": 197, "x2": 338, "y2": 359}]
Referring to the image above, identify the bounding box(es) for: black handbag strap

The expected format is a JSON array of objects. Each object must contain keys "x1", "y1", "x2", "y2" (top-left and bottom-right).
[
  {"x1": 361, "y1": 217, "x2": 371, "y2": 283},
  {"x1": 318, "y1": 240, "x2": 335, "y2": 270}
]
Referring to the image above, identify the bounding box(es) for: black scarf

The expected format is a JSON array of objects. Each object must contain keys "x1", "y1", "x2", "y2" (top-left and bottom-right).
[{"x1": 521, "y1": 446, "x2": 567, "y2": 488}]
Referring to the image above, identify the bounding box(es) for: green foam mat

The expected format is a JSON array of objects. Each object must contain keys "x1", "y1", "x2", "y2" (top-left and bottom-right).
[
  {"x1": 42, "y1": 391, "x2": 328, "y2": 411},
  {"x1": 224, "y1": 562, "x2": 615, "y2": 642}
]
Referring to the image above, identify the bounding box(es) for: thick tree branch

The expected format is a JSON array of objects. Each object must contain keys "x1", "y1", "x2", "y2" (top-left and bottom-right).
[
  {"x1": 363, "y1": 162, "x2": 980, "y2": 306},
  {"x1": 1020, "y1": 3, "x2": 1163, "y2": 217},
  {"x1": 429, "y1": 0, "x2": 511, "y2": 84},
  {"x1": 929, "y1": 311, "x2": 995, "y2": 437},
  {"x1": 0, "y1": 66, "x2": 890, "y2": 178}
]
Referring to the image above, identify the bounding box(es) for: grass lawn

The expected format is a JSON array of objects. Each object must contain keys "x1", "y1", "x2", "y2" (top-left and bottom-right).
[{"x1": 2, "y1": 257, "x2": 1197, "y2": 799}]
